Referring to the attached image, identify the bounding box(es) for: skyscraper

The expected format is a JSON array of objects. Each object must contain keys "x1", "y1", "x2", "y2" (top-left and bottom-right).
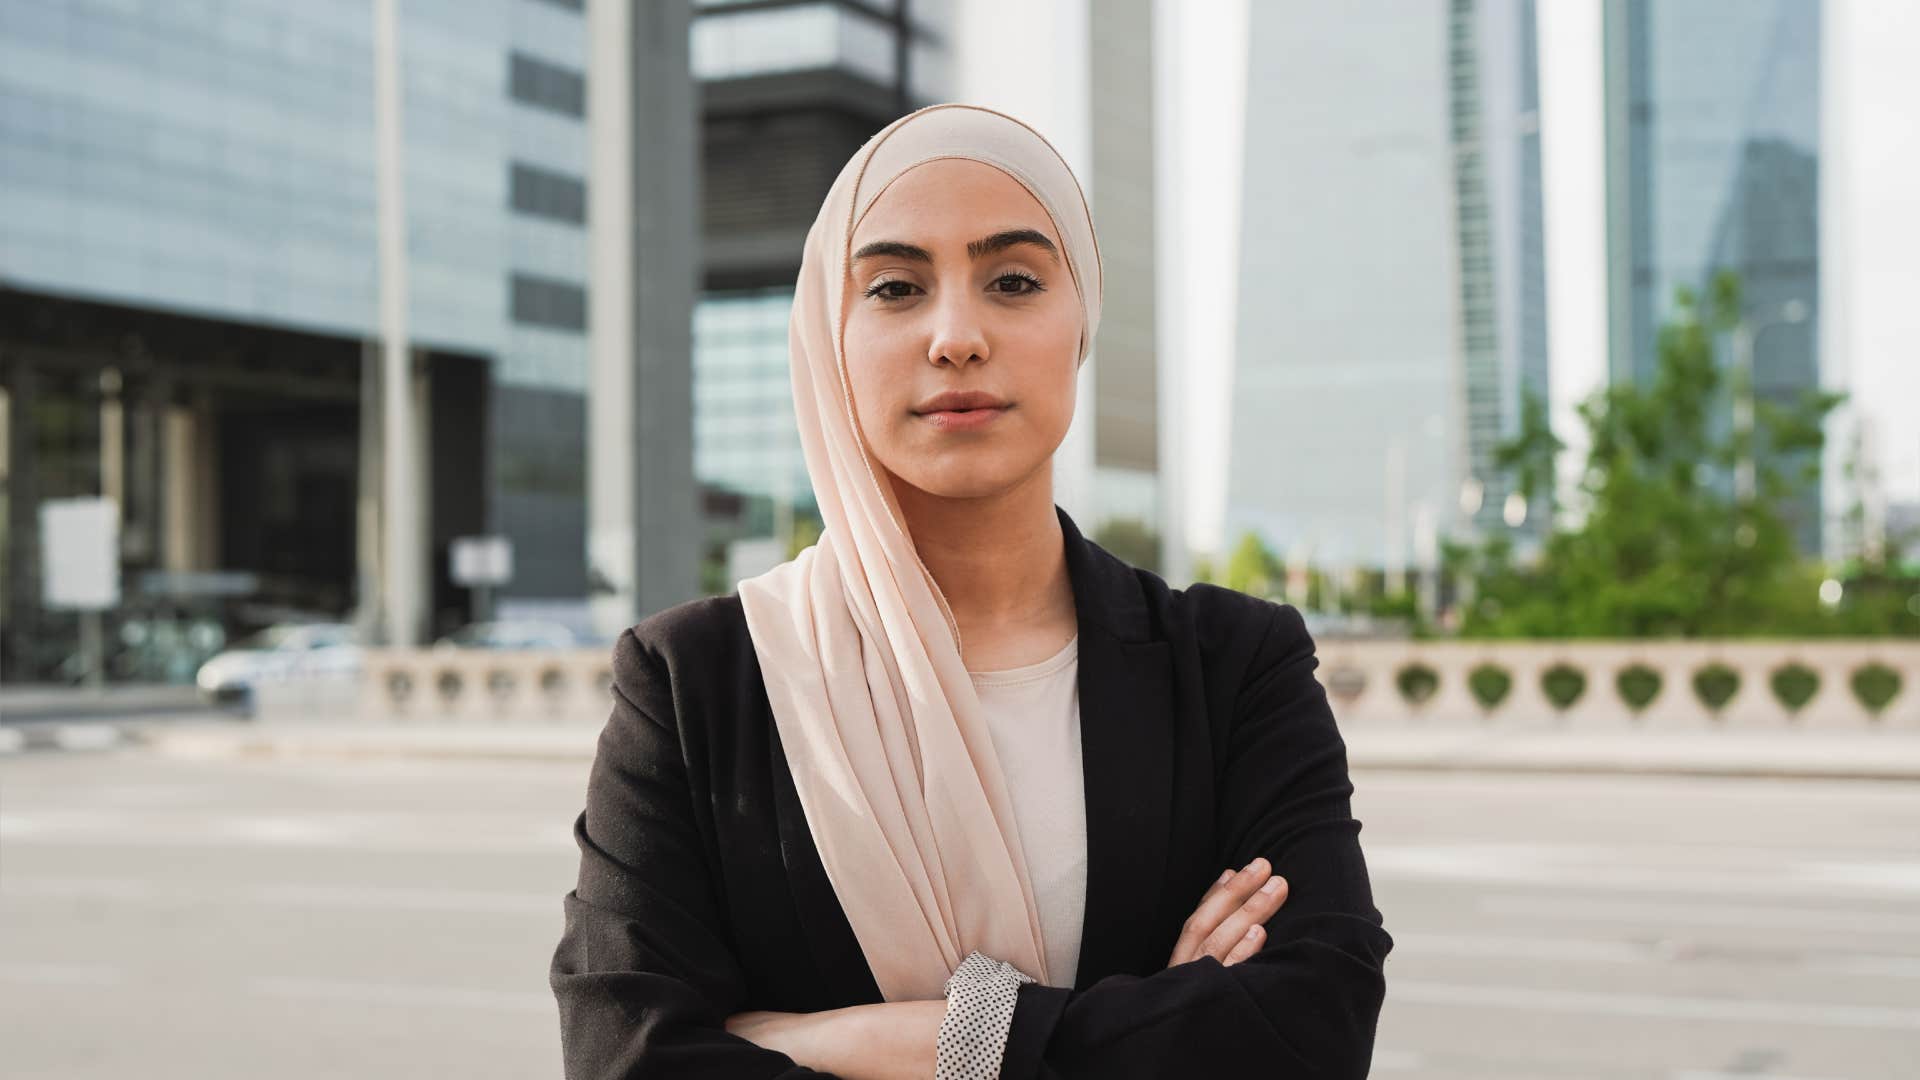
[
  {"x1": 688, "y1": 0, "x2": 952, "y2": 587},
  {"x1": 1603, "y1": 0, "x2": 1823, "y2": 553},
  {"x1": 0, "y1": 0, "x2": 632, "y2": 673},
  {"x1": 948, "y1": 0, "x2": 1167, "y2": 570},
  {"x1": 1225, "y1": 0, "x2": 1551, "y2": 576}
]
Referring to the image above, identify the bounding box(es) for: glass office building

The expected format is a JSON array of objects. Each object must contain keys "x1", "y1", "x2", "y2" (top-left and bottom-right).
[
  {"x1": 1604, "y1": 0, "x2": 1823, "y2": 553},
  {"x1": 0, "y1": 0, "x2": 596, "y2": 678},
  {"x1": 689, "y1": 0, "x2": 949, "y2": 587},
  {"x1": 1226, "y1": 0, "x2": 1551, "y2": 572}
]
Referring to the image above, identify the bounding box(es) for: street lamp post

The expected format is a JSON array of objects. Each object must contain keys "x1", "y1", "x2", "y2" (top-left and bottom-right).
[{"x1": 1729, "y1": 299, "x2": 1809, "y2": 503}]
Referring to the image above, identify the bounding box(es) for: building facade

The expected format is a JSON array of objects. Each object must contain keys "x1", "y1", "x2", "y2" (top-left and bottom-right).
[
  {"x1": 0, "y1": 0, "x2": 608, "y2": 677},
  {"x1": 689, "y1": 0, "x2": 951, "y2": 588},
  {"x1": 1224, "y1": 0, "x2": 1551, "y2": 575},
  {"x1": 1603, "y1": 0, "x2": 1824, "y2": 554}
]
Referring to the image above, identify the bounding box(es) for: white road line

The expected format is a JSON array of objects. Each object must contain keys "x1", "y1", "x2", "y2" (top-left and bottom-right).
[
  {"x1": 0, "y1": 727, "x2": 23, "y2": 753},
  {"x1": 53, "y1": 724, "x2": 125, "y2": 751},
  {"x1": 1367, "y1": 1048, "x2": 1424, "y2": 1071},
  {"x1": 250, "y1": 975, "x2": 553, "y2": 1013},
  {"x1": 1390, "y1": 930, "x2": 1920, "y2": 980},
  {"x1": 3, "y1": 876, "x2": 555, "y2": 915},
  {"x1": 1671, "y1": 1072, "x2": 1846, "y2": 1080},
  {"x1": 0, "y1": 962, "x2": 125, "y2": 986},
  {"x1": 0, "y1": 811, "x2": 572, "y2": 854},
  {"x1": 1480, "y1": 895, "x2": 1920, "y2": 936},
  {"x1": 1392, "y1": 978, "x2": 1920, "y2": 1031},
  {"x1": 1370, "y1": 843, "x2": 1920, "y2": 899}
]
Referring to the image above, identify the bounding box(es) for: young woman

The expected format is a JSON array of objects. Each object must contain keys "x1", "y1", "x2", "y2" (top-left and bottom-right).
[{"x1": 550, "y1": 103, "x2": 1392, "y2": 1079}]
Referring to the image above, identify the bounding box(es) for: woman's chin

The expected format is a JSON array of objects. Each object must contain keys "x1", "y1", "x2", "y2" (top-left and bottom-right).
[{"x1": 887, "y1": 461, "x2": 1049, "y2": 503}]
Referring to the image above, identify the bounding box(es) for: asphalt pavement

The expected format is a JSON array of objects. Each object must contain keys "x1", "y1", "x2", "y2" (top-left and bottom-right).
[{"x1": 2, "y1": 747, "x2": 1915, "y2": 1077}]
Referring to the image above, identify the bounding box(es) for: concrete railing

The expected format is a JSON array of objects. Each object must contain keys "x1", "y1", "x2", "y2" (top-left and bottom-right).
[
  {"x1": 1314, "y1": 639, "x2": 1918, "y2": 730},
  {"x1": 360, "y1": 648, "x2": 614, "y2": 723},
  {"x1": 257, "y1": 639, "x2": 1917, "y2": 732},
  {"x1": 250, "y1": 648, "x2": 613, "y2": 725}
]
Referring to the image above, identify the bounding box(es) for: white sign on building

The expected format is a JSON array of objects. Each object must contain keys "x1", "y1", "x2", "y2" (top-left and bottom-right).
[{"x1": 40, "y1": 496, "x2": 120, "y2": 611}]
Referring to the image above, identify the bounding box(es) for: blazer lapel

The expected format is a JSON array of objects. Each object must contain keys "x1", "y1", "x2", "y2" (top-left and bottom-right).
[
  {"x1": 1056, "y1": 504, "x2": 1178, "y2": 988},
  {"x1": 764, "y1": 503, "x2": 1178, "y2": 1001}
]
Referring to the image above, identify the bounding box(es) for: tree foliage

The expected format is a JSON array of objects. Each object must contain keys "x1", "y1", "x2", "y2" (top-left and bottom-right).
[{"x1": 1452, "y1": 272, "x2": 1904, "y2": 637}]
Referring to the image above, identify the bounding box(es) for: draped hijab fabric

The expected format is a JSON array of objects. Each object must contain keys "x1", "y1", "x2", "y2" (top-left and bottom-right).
[{"x1": 735, "y1": 103, "x2": 1104, "y2": 1001}]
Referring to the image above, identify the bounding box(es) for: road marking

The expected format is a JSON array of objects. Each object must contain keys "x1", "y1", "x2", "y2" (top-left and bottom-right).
[
  {"x1": 1392, "y1": 978, "x2": 1920, "y2": 1031},
  {"x1": 3, "y1": 876, "x2": 556, "y2": 915},
  {"x1": 0, "y1": 962, "x2": 124, "y2": 986},
  {"x1": 0, "y1": 810, "x2": 572, "y2": 854},
  {"x1": 250, "y1": 975, "x2": 553, "y2": 1013},
  {"x1": 1671, "y1": 1072, "x2": 1846, "y2": 1080},
  {"x1": 1370, "y1": 842, "x2": 1920, "y2": 899},
  {"x1": 1390, "y1": 930, "x2": 1920, "y2": 980},
  {"x1": 1367, "y1": 1048, "x2": 1423, "y2": 1071},
  {"x1": 1480, "y1": 894, "x2": 1920, "y2": 936}
]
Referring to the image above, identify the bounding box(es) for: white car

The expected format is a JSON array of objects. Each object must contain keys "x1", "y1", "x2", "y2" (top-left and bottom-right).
[{"x1": 195, "y1": 622, "x2": 364, "y2": 704}]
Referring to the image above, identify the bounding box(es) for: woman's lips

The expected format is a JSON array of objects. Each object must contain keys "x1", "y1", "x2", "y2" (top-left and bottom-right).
[{"x1": 915, "y1": 405, "x2": 1009, "y2": 432}]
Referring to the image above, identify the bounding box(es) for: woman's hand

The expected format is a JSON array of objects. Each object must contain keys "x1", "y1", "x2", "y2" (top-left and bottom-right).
[{"x1": 1166, "y1": 856, "x2": 1289, "y2": 968}]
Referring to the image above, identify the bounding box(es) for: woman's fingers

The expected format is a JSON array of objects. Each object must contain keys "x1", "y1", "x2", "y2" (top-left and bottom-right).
[
  {"x1": 1167, "y1": 858, "x2": 1288, "y2": 967},
  {"x1": 1220, "y1": 922, "x2": 1267, "y2": 966},
  {"x1": 1199, "y1": 873, "x2": 1288, "y2": 963}
]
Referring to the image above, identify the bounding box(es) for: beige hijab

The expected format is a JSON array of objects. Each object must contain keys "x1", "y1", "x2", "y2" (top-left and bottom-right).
[{"x1": 736, "y1": 103, "x2": 1104, "y2": 1001}]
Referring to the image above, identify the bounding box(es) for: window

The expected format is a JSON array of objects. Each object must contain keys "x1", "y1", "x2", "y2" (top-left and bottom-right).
[
  {"x1": 509, "y1": 162, "x2": 587, "y2": 224},
  {"x1": 510, "y1": 273, "x2": 588, "y2": 331},
  {"x1": 509, "y1": 52, "x2": 585, "y2": 118}
]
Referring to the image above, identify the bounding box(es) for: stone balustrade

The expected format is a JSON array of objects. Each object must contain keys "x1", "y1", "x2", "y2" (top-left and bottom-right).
[
  {"x1": 1314, "y1": 638, "x2": 1918, "y2": 729},
  {"x1": 255, "y1": 639, "x2": 1917, "y2": 731}
]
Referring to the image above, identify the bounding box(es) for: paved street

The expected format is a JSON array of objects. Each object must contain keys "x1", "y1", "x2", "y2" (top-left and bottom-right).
[{"x1": 2, "y1": 747, "x2": 1916, "y2": 1077}]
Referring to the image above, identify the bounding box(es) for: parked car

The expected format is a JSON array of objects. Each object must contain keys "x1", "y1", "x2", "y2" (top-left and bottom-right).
[
  {"x1": 431, "y1": 619, "x2": 579, "y2": 651},
  {"x1": 195, "y1": 622, "x2": 363, "y2": 705}
]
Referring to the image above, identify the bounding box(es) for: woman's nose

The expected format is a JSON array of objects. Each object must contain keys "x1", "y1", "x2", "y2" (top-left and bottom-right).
[{"x1": 926, "y1": 295, "x2": 989, "y2": 366}]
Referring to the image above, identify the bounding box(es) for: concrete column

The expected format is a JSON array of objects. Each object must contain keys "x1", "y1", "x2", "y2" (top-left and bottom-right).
[
  {"x1": 354, "y1": 340, "x2": 384, "y2": 644},
  {"x1": 160, "y1": 391, "x2": 219, "y2": 573},
  {"x1": 373, "y1": 0, "x2": 423, "y2": 646},
  {"x1": 410, "y1": 349, "x2": 433, "y2": 637},
  {"x1": 586, "y1": 0, "x2": 701, "y2": 638}
]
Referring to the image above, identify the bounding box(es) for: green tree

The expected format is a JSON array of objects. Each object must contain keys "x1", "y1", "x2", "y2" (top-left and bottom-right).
[
  {"x1": 786, "y1": 514, "x2": 823, "y2": 560},
  {"x1": 1092, "y1": 516, "x2": 1162, "y2": 574},
  {"x1": 1222, "y1": 530, "x2": 1281, "y2": 599},
  {"x1": 1457, "y1": 271, "x2": 1853, "y2": 637},
  {"x1": 1495, "y1": 383, "x2": 1565, "y2": 517}
]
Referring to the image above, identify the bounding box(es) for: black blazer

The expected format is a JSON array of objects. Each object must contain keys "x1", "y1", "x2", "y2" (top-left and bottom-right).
[{"x1": 550, "y1": 505, "x2": 1393, "y2": 1078}]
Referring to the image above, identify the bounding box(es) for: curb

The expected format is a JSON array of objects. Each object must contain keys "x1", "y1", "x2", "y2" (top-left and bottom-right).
[
  {"x1": 131, "y1": 722, "x2": 599, "y2": 764},
  {"x1": 46, "y1": 721, "x2": 1920, "y2": 782},
  {"x1": 0, "y1": 723, "x2": 135, "y2": 755},
  {"x1": 1341, "y1": 728, "x2": 1920, "y2": 782}
]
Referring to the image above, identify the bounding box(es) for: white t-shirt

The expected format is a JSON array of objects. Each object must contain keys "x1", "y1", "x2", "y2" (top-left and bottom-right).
[{"x1": 967, "y1": 632, "x2": 1087, "y2": 990}]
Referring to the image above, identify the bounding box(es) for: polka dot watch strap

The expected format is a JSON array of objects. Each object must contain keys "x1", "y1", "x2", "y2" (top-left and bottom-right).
[{"x1": 937, "y1": 950, "x2": 1037, "y2": 1080}]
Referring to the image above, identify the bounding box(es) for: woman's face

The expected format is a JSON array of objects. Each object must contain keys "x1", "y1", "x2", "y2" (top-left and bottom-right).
[{"x1": 842, "y1": 157, "x2": 1082, "y2": 501}]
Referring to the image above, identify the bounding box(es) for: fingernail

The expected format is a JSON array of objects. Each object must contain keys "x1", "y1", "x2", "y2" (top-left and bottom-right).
[
  {"x1": 1244, "y1": 925, "x2": 1262, "y2": 939},
  {"x1": 1261, "y1": 876, "x2": 1284, "y2": 894},
  {"x1": 1217, "y1": 869, "x2": 1233, "y2": 885}
]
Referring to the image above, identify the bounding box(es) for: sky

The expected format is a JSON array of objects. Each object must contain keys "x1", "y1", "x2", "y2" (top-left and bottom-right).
[{"x1": 1164, "y1": 0, "x2": 1920, "y2": 560}]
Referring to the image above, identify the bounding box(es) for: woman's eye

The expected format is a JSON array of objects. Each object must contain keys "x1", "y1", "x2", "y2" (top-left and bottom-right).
[
  {"x1": 865, "y1": 280, "x2": 919, "y2": 302},
  {"x1": 993, "y1": 273, "x2": 1044, "y2": 296}
]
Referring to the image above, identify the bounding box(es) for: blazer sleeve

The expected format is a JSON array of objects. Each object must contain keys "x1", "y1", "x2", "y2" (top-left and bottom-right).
[
  {"x1": 549, "y1": 627, "x2": 842, "y2": 1079},
  {"x1": 997, "y1": 600, "x2": 1394, "y2": 1079}
]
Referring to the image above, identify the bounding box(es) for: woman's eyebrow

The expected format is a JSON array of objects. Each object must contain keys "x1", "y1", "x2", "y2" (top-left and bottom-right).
[
  {"x1": 850, "y1": 228, "x2": 1060, "y2": 266},
  {"x1": 968, "y1": 228, "x2": 1060, "y2": 263}
]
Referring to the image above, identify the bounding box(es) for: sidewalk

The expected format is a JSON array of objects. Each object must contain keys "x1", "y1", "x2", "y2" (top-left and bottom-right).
[
  {"x1": 0, "y1": 683, "x2": 221, "y2": 722},
  {"x1": 103, "y1": 717, "x2": 1920, "y2": 781}
]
